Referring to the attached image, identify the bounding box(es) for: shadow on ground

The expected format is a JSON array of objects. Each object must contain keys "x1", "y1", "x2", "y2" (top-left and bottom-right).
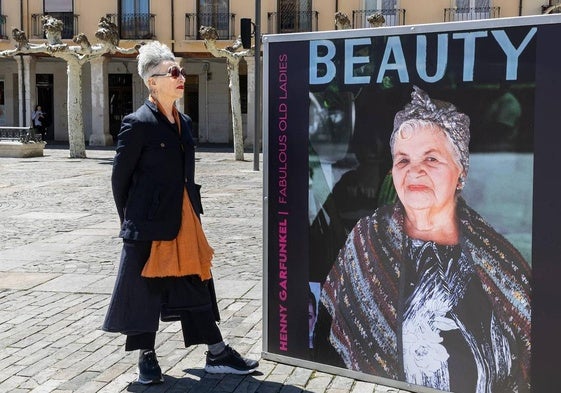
[{"x1": 125, "y1": 368, "x2": 312, "y2": 393}]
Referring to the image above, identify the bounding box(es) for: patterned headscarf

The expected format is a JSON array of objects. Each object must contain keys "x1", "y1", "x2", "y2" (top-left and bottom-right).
[{"x1": 391, "y1": 86, "x2": 471, "y2": 175}]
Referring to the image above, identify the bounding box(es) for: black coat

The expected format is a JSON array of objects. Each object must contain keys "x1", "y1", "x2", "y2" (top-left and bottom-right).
[
  {"x1": 103, "y1": 100, "x2": 219, "y2": 337},
  {"x1": 112, "y1": 99, "x2": 203, "y2": 241}
]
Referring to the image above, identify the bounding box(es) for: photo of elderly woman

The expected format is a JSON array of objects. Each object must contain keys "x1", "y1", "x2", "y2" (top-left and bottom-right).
[{"x1": 315, "y1": 86, "x2": 531, "y2": 393}]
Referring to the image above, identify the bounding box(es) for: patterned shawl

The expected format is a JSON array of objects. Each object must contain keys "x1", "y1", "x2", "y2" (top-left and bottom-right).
[{"x1": 320, "y1": 198, "x2": 531, "y2": 391}]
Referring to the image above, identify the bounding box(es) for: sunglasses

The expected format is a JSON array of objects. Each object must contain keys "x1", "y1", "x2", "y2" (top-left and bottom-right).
[{"x1": 150, "y1": 65, "x2": 187, "y2": 79}]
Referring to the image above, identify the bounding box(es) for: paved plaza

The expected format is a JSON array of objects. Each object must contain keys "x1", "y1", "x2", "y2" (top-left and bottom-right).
[{"x1": 0, "y1": 145, "x2": 410, "y2": 393}]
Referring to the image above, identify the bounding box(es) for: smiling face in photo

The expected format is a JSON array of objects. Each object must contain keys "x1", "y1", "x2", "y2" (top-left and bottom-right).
[{"x1": 392, "y1": 125, "x2": 463, "y2": 214}]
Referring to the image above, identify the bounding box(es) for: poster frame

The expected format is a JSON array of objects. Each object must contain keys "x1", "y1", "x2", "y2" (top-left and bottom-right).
[{"x1": 262, "y1": 14, "x2": 561, "y2": 393}]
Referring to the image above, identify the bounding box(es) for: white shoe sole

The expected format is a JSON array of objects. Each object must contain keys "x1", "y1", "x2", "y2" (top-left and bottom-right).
[
  {"x1": 137, "y1": 369, "x2": 164, "y2": 385},
  {"x1": 204, "y1": 364, "x2": 257, "y2": 375}
]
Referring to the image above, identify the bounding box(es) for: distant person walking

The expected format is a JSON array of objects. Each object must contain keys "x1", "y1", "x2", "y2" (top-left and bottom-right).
[
  {"x1": 31, "y1": 105, "x2": 47, "y2": 140},
  {"x1": 102, "y1": 41, "x2": 258, "y2": 385}
]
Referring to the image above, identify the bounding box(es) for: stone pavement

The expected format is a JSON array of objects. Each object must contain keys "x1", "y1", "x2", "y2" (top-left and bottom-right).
[{"x1": 0, "y1": 146, "x2": 411, "y2": 393}]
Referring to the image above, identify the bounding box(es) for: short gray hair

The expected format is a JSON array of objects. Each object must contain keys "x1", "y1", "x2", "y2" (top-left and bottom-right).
[{"x1": 137, "y1": 41, "x2": 176, "y2": 85}]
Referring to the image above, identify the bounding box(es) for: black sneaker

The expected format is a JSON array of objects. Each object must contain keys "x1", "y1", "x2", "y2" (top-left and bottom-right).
[
  {"x1": 137, "y1": 350, "x2": 164, "y2": 385},
  {"x1": 205, "y1": 345, "x2": 259, "y2": 375}
]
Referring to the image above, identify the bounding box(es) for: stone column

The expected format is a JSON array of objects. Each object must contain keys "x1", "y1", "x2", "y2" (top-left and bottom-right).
[
  {"x1": 245, "y1": 56, "x2": 255, "y2": 149},
  {"x1": 15, "y1": 55, "x2": 35, "y2": 127},
  {"x1": 66, "y1": 59, "x2": 87, "y2": 158},
  {"x1": 89, "y1": 56, "x2": 112, "y2": 146}
]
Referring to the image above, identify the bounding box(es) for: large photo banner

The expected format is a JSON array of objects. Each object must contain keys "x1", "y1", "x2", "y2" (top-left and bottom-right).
[{"x1": 264, "y1": 15, "x2": 561, "y2": 393}]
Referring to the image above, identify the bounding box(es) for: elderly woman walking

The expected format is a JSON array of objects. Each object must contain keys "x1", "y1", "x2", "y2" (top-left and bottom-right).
[
  {"x1": 102, "y1": 41, "x2": 258, "y2": 385},
  {"x1": 316, "y1": 86, "x2": 531, "y2": 393}
]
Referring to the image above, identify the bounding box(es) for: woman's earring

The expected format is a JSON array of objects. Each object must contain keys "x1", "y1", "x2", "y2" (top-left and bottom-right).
[{"x1": 457, "y1": 176, "x2": 465, "y2": 190}]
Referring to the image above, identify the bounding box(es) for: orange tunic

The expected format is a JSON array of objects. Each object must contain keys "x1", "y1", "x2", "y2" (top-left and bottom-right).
[
  {"x1": 141, "y1": 98, "x2": 214, "y2": 280},
  {"x1": 141, "y1": 190, "x2": 214, "y2": 280}
]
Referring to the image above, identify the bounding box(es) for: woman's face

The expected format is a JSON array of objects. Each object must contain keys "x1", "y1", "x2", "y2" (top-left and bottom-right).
[
  {"x1": 308, "y1": 302, "x2": 317, "y2": 332},
  {"x1": 392, "y1": 125, "x2": 463, "y2": 213},
  {"x1": 149, "y1": 60, "x2": 185, "y2": 101}
]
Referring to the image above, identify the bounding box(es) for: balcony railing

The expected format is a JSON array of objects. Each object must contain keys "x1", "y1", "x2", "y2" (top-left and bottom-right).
[
  {"x1": 267, "y1": 11, "x2": 319, "y2": 34},
  {"x1": 31, "y1": 13, "x2": 79, "y2": 39},
  {"x1": 0, "y1": 15, "x2": 7, "y2": 39},
  {"x1": 185, "y1": 12, "x2": 236, "y2": 40},
  {"x1": 106, "y1": 13, "x2": 155, "y2": 40},
  {"x1": 444, "y1": 7, "x2": 500, "y2": 22},
  {"x1": 352, "y1": 9, "x2": 406, "y2": 28}
]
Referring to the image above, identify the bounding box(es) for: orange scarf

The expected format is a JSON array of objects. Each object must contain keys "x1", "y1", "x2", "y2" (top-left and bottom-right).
[{"x1": 141, "y1": 98, "x2": 214, "y2": 280}]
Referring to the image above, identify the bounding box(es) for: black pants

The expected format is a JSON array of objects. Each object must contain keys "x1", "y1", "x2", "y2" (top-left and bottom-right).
[
  {"x1": 125, "y1": 310, "x2": 223, "y2": 351},
  {"x1": 34, "y1": 126, "x2": 46, "y2": 140}
]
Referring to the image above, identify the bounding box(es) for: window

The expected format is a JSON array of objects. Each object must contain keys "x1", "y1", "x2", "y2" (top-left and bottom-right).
[
  {"x1": 198, "y1": 0, "x2": 230, "y2": 39},
  {"x1": 364, "y1": 0, "x2": 397, "y2": 11},
  {"x1": 198, "y1": 0, "x2": 228, "y2": 15},
  {"x1": 278, "y1": 0, "x2": 312, "y2": 33},
  {"x1": 120, "y1": 0, "x2": 151, "y2": 39},
  {"x1": 0, "y1": 5, "x2": 6, "y2": 40},
  {"x1": 456, "y1": 0, "x2": 490, "y2": 8},
  {"x1": 361, "y1": 0, "x2": 398, "y2": 27},
  {"x1": 44, "y1": 0, "x2": 74, "y2": 39},
  {"x1": 45, "y1": 0, "x2": 73, "y2": 12},
  {"x1": 455, "y1": 0, "x2": 491, "y2": 18},
  {"x1": 121, "y1": 0, "x2": 149, "y2": 14}
]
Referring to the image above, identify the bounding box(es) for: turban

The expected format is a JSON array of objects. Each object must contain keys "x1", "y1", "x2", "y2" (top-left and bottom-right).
[{"x1": 391, "y1": 86, "x2": 471, "y2": 175}]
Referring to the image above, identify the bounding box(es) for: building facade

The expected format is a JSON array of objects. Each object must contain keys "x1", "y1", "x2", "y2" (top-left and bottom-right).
[{"x1": 0, "y1": 0, "x2": 556, "y2": 146}]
